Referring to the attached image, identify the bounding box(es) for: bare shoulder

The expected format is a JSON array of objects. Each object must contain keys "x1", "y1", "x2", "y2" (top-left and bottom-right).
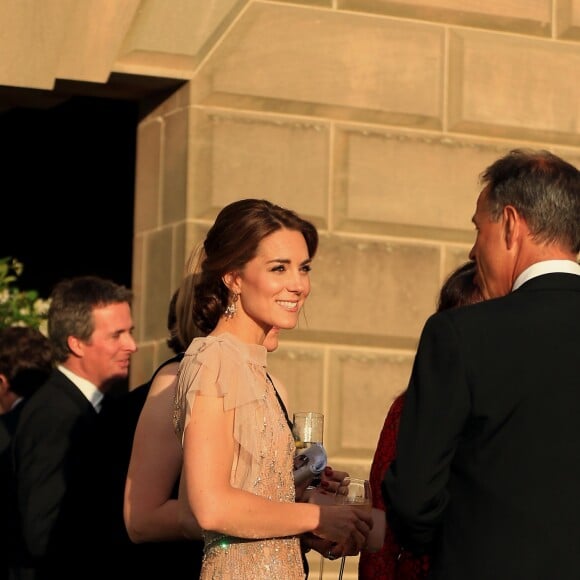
[{"x1": 148, "y1": 361, "x2": 180, "y2": 397}]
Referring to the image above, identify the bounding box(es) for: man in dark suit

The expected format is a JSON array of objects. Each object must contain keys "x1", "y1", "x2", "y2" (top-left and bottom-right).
[
  {"x1": 11, "y1": 276, "x2": 137, "y2": 580},
  {"x1": 383, "y1": 149, "x2": 580, "y2": 580},
  {"x1": 0, "y1": 327, "x2": 53, "y2": 580}
]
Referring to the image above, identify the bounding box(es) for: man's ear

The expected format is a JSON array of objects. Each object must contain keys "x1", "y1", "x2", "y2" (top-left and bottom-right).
[
  {"x1": 503, "y1": 205, "x2": 521, "y2": 250},
  {"x1": 67, "y1": 335, "x2": 84, "y2": 357},
  {"x1": 0, "y1": 373, "x2": 9, "y2": 395}
]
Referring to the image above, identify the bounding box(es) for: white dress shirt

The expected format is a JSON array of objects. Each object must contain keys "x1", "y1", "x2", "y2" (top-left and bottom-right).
[{"x1": 57, "y1": 364, "x2": 104, "y2": 412}]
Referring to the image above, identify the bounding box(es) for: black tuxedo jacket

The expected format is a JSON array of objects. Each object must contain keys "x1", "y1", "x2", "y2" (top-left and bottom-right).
[
  {"x1": 383, "y1": 273, "x2": 580, "y2": 580},
  {"x1": 0, "y1": 402, "x2": 30, "y2": 575},
  {"x1": 11, "y1": 368, "x2": 103, "y2": 579}
]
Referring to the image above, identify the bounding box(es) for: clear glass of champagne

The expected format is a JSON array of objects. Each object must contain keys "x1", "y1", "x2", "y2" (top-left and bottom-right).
[
  {"x1": 292, "y1": 411, "x2": 325, "y2": 579},
  {"x1": 292, "y1": 411, "x2": 324, "y2": 449},
  {"x1": 334, "y1": 477, "x2": 372, "y2": 580}
]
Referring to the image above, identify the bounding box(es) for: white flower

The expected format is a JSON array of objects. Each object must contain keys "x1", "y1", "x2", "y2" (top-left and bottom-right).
[{"x1": 0, "y1": 257, "x2": 50, "y2": 331}]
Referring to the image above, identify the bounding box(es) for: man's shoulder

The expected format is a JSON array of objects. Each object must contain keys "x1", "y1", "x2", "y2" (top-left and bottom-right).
[
  {"x1": 24, "y1": 369, "x2": 70, "y2": 400},
  {"x1": 519, "y1": 271, "x2": 580, "y2": 292},
  {"x1": 428, "y1": 298, "x2": 494, "y2": 327},
  {"x1": 17, "y1": 370, "x2": 87, "y2": 425}
]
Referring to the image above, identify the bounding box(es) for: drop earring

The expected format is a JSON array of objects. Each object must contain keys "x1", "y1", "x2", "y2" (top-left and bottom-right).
[{"x1": 224, "y1": 292, "x2": 239, "y2": 320}]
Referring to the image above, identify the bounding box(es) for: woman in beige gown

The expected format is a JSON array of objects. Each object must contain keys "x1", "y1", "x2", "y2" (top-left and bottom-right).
[{"x1": 173, "y1": 199, "x2": 372, "y2": 579}]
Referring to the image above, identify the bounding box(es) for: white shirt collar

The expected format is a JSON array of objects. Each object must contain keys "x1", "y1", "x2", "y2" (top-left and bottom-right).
[
  {"x1": 58, "y1": 364, "x2": 104, "y2": 412},
  {"x1": 513, "y1": 260, "x2": 580, "y2": 291},
  {"x1": 10, "y1": 397, "x2": 24, "y2": 411}
]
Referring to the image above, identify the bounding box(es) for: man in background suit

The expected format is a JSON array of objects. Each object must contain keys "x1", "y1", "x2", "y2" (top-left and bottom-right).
[
  {"x1": 11, "y1": 276, "x2": 137, "y2": 580},
  {"x1": 383, "y1": 149, "x2": 580, "y2": 580},
  {"x1": 0, "y1": 327, "x2": 53, "y2": 580}
]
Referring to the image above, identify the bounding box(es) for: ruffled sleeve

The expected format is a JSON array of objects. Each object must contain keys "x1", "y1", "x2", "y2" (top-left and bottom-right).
[{"x1": 173, "y1": 334, "x2": 269, "y2": 485}]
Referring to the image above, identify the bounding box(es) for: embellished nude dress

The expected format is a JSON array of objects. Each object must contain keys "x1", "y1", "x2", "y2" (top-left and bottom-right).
[{"x1": 173, "y1": 332, "x2": 304, "y2": 580}]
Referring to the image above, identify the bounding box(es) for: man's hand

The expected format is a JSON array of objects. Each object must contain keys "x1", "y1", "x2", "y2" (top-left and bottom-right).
[{"x1": 314, "y1": 504, "x2": 373, "y2": 556}]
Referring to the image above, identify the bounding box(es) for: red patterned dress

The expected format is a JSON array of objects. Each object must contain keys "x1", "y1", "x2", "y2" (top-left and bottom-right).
[{"x1": 358, "y1": 393, "x2": 431, "y2": 580}]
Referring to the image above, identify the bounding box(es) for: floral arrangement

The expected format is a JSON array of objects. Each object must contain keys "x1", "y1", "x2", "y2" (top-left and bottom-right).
[{"x1": 0, "y1": 257, "x2": 50, "y2": 334}]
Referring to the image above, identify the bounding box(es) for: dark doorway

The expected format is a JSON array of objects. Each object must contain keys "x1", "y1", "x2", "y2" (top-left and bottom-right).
[{"x1": 0, "y1": 96, "x2": 138, "y2": 298}]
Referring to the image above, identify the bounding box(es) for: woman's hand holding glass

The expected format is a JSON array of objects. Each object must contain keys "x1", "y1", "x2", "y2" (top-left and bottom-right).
[{"x1": 297, "y1": 466, "x2": 349, "y2": 503}]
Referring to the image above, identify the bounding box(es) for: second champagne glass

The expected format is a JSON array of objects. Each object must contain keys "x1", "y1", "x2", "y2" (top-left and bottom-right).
[{"x1": 334, "y1": 477, "x2": 372, "y2": 580}]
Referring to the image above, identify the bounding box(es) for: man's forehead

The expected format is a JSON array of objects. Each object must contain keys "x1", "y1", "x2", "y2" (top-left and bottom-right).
[
  {"x1": 472, "y1": 188, "x2": 486, "y2": 221},
  {"x1": 92, "y1": 302, "x2": 132, "y2": 324}
]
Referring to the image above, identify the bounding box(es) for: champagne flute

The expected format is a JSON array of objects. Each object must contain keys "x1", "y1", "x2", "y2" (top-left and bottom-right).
[
  {"x1": 334, "y1": 477, "x2": 372, "y2": 580},
  {"x1": 292, "y1": 411, "x2": 325, "y2": 491},
  {"x1": 292, "y1": 411, "x2": 324, "y2": 449},
  {"x1": 292, "y1": 412, "x2": 325, "y2": 579}
]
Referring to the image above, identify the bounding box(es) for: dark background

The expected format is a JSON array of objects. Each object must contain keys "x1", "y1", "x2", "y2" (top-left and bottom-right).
[{"x1": 0, "y1": 96, "x2": 138, "y2": 298}]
